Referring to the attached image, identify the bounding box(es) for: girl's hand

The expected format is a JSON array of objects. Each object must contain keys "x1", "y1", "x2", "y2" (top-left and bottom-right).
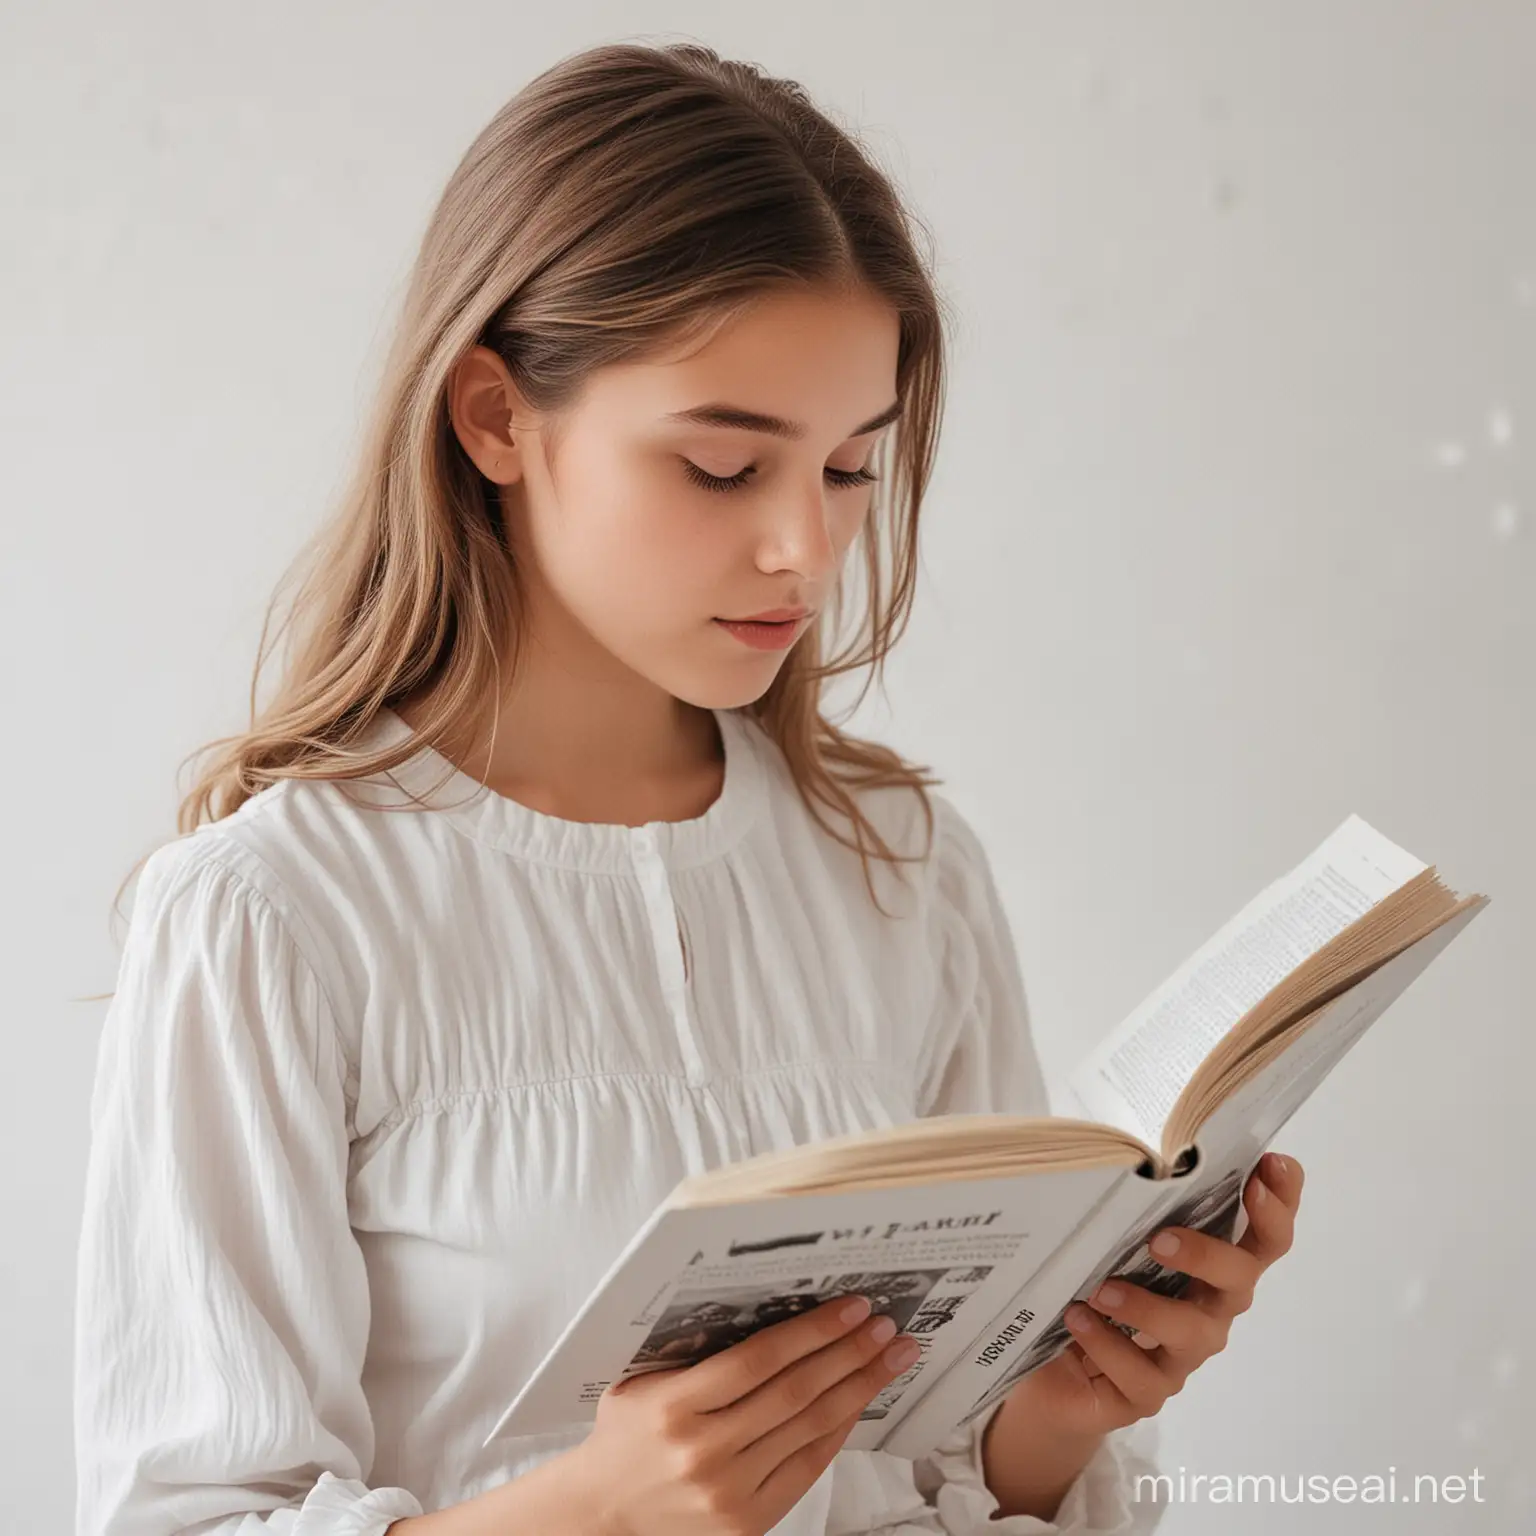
[
  {"x1": 1003, "y1": 1151, "x2": 1304, "y2": 1440},
  {"x1": 571, "y1": 1292, "x2": 921, "y2": 1536}
]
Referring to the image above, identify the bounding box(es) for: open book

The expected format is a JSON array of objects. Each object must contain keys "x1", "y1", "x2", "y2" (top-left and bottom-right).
[{"x1": 482, "y1": 814, "x2": 1488, "y2": 1460}]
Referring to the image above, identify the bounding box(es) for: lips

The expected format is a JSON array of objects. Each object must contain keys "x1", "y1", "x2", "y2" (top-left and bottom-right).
[
  {"x1": 722, "y1": 607, "x2": 810, "y2": 623},
  {"x1": 712, "y1": 613, "x2": 809, "y2": 650}
]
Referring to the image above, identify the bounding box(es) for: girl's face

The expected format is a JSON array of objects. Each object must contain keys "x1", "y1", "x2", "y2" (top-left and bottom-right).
[{"x1": 456, "y1": 284, "x2": 902, "y2": 711}]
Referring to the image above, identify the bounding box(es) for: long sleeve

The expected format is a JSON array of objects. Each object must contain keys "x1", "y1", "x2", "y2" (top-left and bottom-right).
[
  {"x1": 73, "y1": 838, "x2": 424, "y2": 1536},
  {"x1": 907, "y1": 796, "x2": 1165, "y2": 1536}
]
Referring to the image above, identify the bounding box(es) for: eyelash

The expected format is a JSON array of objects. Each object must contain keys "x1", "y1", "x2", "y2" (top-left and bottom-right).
[{"x1": 681, "y1": 460, "x2": 880, "y2": 495}]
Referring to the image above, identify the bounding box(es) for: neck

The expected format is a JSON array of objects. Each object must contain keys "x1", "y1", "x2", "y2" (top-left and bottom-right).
[{"x1": 395, "y1": 662, "x2": 725, "y2": 829}]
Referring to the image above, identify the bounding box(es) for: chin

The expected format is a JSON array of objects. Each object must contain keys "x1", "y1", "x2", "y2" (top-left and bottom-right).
[{"x1": 662, "y1": 664, "x2": 783, "y2": 713}]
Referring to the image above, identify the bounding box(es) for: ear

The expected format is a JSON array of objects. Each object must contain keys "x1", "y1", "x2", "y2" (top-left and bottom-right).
[{"x1": 447, "y1": 343, "x2": 531, "y2": 485}]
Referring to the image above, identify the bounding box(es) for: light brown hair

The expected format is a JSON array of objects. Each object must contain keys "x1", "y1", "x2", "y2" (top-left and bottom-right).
[{"x1": 107, "y1": 39, "x2": 957, "y2": 956}]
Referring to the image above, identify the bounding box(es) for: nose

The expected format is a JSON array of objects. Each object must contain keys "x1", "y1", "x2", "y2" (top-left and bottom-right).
[{"x1": 760, "y1": 480, "x2": 842, "y2": 582}]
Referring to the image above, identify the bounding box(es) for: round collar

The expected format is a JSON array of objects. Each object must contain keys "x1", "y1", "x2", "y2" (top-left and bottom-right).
[{"x1": 356, "y1": 704, "x2": 769, "y2": 873}]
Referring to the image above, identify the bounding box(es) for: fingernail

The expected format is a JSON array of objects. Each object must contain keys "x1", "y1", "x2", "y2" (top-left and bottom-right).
[
  {"x1": 885, "y1": 1337, "x2": 921, "y2": 1370},
  {"x1": 1094, "y1": 1283, "x2": 1125, "y2": 1307},
  {"x1": 1254, "y1": 1176, "x2": 1268, "y2": 1203},
  {"x1": 1275, "y1": 1155, "x2": 1289, "y2": 1177},
  {"x1": 1151, "y1": 1232, "x2": 1180, "y2": 1257},
  {"x1": 869, "y1": 1315, "x2": 897, "y2": 1344},
  {"x1": 839, "y1": 1295, "x2": 871, "y2": 1325},
  {"x1": 1066, "y1": 1304, "x2": 1092, "y2": 1330}
]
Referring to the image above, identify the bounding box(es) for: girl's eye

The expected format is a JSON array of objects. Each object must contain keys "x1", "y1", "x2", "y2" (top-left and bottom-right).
[{"x1": 681, "y1": 460, "x2": 880, "y2": 495}]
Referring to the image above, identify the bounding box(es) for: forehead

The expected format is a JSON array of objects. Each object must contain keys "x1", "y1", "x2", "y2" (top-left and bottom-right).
[{"x1": 582, "y1": 286, "x2": 902, "y2": 437}]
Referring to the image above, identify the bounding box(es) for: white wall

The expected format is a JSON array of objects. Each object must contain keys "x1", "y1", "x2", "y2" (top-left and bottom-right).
[{"x1": 4, "y1": 2, "x2": 1531, "y2": 1530}]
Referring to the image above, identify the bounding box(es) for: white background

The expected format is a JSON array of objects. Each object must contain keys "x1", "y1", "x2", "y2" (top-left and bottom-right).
[{"x1": 3, "y1": 2, "x2": 1531, "y2": 1531}]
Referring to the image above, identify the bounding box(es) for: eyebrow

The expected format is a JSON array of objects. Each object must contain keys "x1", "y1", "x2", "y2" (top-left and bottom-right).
[{"x1": 661, "y1": 399, "x2": 903, "y2": 441}]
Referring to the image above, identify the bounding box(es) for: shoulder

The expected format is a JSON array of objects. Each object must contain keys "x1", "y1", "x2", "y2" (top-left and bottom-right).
[
  {"x1": 128, "y1": 773, "x2": 390, "y2": 1020},
  {"x1": 105, "y1": 808, "x2": 362, "y2": 1109},
  {"x1": 133, "y1": 777, "x2": 338, "y2": 928},
  {"x1": 132, "y1": 816, "x2": 277, "y2": 928}
]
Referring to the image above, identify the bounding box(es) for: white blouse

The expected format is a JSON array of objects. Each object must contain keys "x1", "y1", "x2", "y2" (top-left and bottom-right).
[{"x1": 74, "y1": 705, "x2": 1163, "y2": 1536}]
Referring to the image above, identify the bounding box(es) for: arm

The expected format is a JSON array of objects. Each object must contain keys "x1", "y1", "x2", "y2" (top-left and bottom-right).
[
  {"x1": 382, "y1": 1454, "x2": 610, "y2": 1536},
  {"x1": 981, "y1": 1400, "x2": 1106, "y2": 1522},
  {"x1": 74, "y1": 840, "x2": 425, "y2": 1535}
]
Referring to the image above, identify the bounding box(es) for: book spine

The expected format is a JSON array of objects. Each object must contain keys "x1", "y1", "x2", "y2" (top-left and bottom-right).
[{"x1": 879, "y1": 1173, "x2": 1154, "y2": 1459}]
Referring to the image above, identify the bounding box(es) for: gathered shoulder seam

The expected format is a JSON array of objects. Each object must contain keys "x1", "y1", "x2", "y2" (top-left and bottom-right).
[{"x1": 138, "y1": 831, "x2": 358, "y2": 1117}]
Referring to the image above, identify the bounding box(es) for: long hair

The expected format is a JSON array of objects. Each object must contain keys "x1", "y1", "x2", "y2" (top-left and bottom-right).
[{"x1": 105, "y1": 39, "x2": 957, "y2": 964}]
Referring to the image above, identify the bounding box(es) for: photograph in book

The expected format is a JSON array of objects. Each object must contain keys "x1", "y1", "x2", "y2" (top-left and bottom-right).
[
  {"x1": 627, "y1": 1269, "x2": 941, "y2": 1374},
  {"x1": 625, "y1": 1264, "x2": 988, "y2": 1420}
]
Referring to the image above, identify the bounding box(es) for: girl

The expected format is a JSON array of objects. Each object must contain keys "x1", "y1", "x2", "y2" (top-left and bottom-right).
[{"x1": 74, "y1": 39, "x2": 1304, "y2": 1536}]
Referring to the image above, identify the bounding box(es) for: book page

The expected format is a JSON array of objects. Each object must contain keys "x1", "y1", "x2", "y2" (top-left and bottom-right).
[
  {"x1": 482, "y1": 1161, "x2": 1133, "y2": 1453},
  {"x1": 1068, "y1": 814, "x2": 1425, "y2": 1144},
  {"x1": 1179, "y1": 899, "x2": 1485, "y2": 1171}
]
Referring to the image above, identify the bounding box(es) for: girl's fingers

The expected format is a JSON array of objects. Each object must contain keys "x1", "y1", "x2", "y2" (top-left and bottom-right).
[
  {"x1": 1141, "y1": 1224, "x2": 1263, "y2": 1321},
  {"x1": 1182, "y1": 1152, "x2": 1301, "y2": 1310},
  {"x1": 1261, "y1": 1150, "x2": 1305, "y2": 1206},
  {"x1": 1067, "y1": 1155, "x2": 1305, "y2": 1396},
  {"x1": 1084, "y1": 1281, "x2": 1223, "y2": 1358},
  {"x1": 1062, "y1": 1303, "x2": 1181, "y2": 1415},
  {"x1": 1234, "y1": 1153, "x2": 1301, "y2": 1268}
]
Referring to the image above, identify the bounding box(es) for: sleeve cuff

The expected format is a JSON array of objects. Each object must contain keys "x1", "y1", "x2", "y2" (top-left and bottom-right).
[
  {"x1": 291, "y1": 1471, "x2": 425, "y2": 1535},
  {"x1": 914, "y1": 1400, "x2": 1166, "y2": 1535}
]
